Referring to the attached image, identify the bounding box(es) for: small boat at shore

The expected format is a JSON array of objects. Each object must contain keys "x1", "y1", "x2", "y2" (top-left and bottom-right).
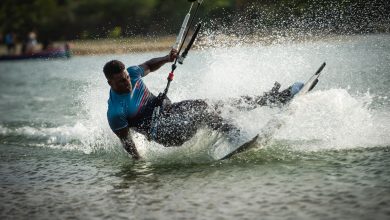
[{"x1": 0, "y1": 46, "x2": 71, "y2": 61}]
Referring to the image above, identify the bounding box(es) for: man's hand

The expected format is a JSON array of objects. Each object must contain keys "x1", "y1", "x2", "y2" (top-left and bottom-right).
[
  {"x1": 122, "y1": 137, "x2": 141, "y2": 160},
  {"x1": 168, "y1": 49, "x2": 178, "y2": 62},
  {"x1": 155, "y1": 93, "x2": 167, "y2": 107},
  {"x1": 140, "y1": 48, "x2": 178, "y2": 76},
  {"x1": 115, "y1": 127, "x2": 141, "y2": 160}
]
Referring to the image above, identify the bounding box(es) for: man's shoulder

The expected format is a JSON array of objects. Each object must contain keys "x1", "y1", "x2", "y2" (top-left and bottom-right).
[{"x1": 127, "y1": 65, "x2": 145, "y2": 78}]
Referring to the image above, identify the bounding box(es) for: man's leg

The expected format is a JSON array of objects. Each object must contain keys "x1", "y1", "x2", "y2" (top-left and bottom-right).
[
  {"x1": 230, "y1": 81, "x2": 304, "y2": 110},
  {"x1": 156, "y1": 99, "x2": 240, "y2": 146}
]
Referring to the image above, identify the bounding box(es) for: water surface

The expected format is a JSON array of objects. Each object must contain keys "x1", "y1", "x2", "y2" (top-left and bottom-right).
[{"x1": 0, "y1": 34, "x2": 390, "y2": 219}]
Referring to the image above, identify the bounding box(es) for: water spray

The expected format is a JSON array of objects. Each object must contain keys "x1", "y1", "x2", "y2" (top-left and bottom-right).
[{"x1": 150, "y1": 0, "x2": 205, "y2": 140}]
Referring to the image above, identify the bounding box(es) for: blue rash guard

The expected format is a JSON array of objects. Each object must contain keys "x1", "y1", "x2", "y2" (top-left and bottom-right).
[{"x1": 107, "y1": 66, "x2": 156, "y2": 133}]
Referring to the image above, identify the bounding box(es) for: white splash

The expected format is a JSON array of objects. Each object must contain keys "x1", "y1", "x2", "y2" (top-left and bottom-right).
[{"x1": 276, "y1": 89, "x2": 390, "y2": 150}]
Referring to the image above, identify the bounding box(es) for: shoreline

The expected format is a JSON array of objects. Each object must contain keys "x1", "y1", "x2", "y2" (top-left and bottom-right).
[
  {"x1": 1, "y1": 33, "x2": 388, "y2": 56},
  {"x1": 68, "y1": 36, "x2": 176, "y2": 55},
  {"x1": 69, "y1": 33, "x2": 389, "y2": 56},
  {"x1": 0, "y1": 36, "x2": 176, "y2": 57}
]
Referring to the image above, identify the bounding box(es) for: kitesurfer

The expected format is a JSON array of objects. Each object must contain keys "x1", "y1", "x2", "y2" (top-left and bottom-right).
[{"x1": 103, "y1": 50, "x2": 303, "y2": 160}]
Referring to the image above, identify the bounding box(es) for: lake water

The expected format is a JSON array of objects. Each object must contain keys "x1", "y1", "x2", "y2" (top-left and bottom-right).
[{"x1": 0, "y1": 34, "x2": 390, "y2": 220}]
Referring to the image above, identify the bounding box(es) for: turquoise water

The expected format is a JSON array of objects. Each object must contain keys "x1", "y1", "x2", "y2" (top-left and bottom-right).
[{"x1": 0, "y1": 34, "x2": 390, "y2": 219}]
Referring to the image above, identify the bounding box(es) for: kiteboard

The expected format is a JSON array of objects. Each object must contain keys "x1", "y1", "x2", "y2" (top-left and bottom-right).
[{"x1": 216, "y1": 62, "x2": 326, "y2": 160}]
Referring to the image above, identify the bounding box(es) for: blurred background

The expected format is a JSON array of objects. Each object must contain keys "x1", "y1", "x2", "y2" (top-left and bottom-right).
[{"x1": 1, "y1": 0, "x2": 389, "y2": 55}]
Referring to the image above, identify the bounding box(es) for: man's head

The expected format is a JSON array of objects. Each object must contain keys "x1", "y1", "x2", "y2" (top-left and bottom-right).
[{"x1": 103, "y1": 60, "x2": 131, "y2": 94}]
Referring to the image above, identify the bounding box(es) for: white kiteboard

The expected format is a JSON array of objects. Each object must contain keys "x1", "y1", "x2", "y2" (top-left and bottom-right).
[
  {"x1": 215, "y1": 62, "x2": 326, "y2": 160},
  {"x1": 297, "y1": 62, "x2": 326, "y2": 96}
]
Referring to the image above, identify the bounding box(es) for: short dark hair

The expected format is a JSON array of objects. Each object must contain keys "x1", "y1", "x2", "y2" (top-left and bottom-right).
[{"x1": 103, "y1": 60, "x2": 125, "y2": 79}]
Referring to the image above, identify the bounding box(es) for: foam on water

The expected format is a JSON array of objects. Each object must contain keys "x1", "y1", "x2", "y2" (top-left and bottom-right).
[
  {"x1": 0, "y1": 123, "x2": 96, "y2": 152},
  {"x1": 277, "y1": 89, "x2": 390, "y2": 150}
]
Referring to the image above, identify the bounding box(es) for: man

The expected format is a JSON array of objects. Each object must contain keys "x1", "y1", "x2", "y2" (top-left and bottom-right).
[{"x1": 103, "y1": 49, "x2": 303, "y2": 160}]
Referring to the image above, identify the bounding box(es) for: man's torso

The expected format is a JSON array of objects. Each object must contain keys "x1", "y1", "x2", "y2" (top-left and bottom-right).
[{"x1": 107, "y1": 66, "x2": 156, "y2": 133}]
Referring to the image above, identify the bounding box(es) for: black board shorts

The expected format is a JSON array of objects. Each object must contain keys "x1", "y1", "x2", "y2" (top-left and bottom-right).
[{"x1": 149, "y1": 99, "x2": 238, "y2": 146}]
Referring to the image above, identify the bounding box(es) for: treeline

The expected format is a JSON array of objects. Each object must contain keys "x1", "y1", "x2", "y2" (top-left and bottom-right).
[{"x1": 1, "y1": 0, "x2": 389, "y2": 42}]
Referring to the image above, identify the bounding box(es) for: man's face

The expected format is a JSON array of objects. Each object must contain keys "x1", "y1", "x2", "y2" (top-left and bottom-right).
[{"x1": 108, "y1": 70, "x2": 131, "y2": 94}]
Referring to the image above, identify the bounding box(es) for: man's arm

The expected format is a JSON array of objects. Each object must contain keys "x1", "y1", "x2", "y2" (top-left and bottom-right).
[
  {"x1": 140, "y1": 49, "x2": 177, "y2": 76},
  {"x1": 114, "y1": 127, "x2": 141, "y2": 160}
]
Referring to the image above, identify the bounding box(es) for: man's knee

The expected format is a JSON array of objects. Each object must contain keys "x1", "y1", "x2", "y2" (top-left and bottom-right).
[
  {"x1": 179, "y1": 99, "x2": 209, "y2": 113},
  {"x1": 191, "y1": 99, "x2": 208, "y2": 109}
]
